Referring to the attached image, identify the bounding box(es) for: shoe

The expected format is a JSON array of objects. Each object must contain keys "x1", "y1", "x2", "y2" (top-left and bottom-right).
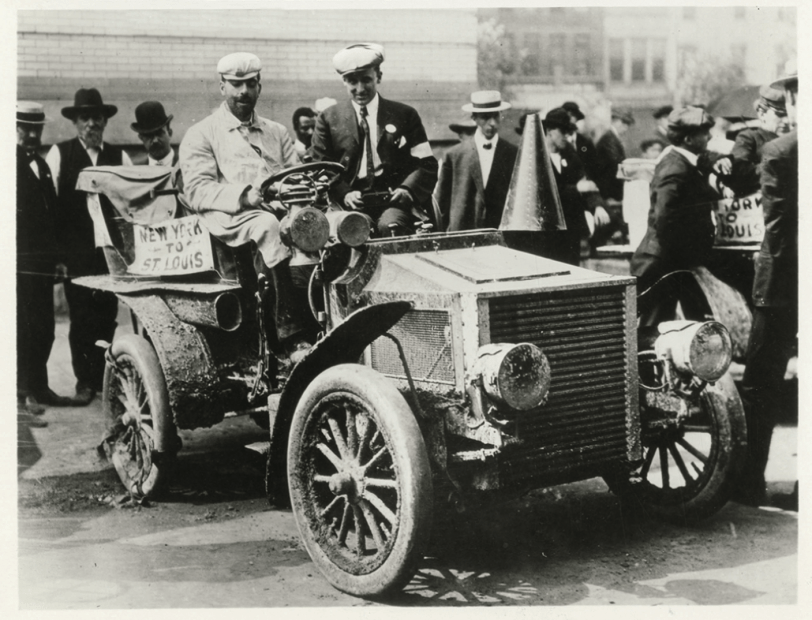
[
  {"x1": 285, "y1": 338, "x2": 312, "y2": 365},
  {"x1": 18, "y1": 412, "x2": 48, "y2": 428},
  {"x1": 31, "y1": 387, "x2": 78, "y2": 407},
  {"x1": 22, "y1": 396, "x2": 46, "y2": 416},
  {"x1": 73, "y1": 386, "x2": 96, "y2": 406}
]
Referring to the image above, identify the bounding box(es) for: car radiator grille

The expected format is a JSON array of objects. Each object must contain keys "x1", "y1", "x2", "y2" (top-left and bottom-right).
[{"x1": 488, "y1": 285, "x2": 631, "y2": 489}]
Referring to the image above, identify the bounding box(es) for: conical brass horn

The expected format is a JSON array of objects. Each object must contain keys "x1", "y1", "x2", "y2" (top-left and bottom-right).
[{"x1": 500, "y1": 112, "x2": 566, "y2": 232}]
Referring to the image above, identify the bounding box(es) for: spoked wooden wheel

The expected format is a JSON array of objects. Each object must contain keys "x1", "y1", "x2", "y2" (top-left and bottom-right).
[
  {"x1": 101, "y1": 335, "x2": 175, "y2": 499},
  {"x1": 288, "y1": 364, "x2": 432, "y2": 597},
  {"x1": 605, "y1": 372, "x2": 746, "y2": 523}
]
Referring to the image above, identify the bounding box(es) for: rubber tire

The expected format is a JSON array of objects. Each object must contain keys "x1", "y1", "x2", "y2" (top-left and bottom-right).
[
  {"x1": 287, "y1": 364, "x2": 433, "y2": 598},
  {"x1": 605, "y1": 372, "x2": 747, "y2": 524},
  {"x1": 102, "y1": 334, "x2": 175, "y2": 499}
]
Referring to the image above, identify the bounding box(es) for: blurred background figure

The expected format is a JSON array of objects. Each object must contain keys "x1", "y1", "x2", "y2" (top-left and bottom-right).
[
  {"x1": 561, "y1": 101, "x2": 599, "y2": 182},
  {"x1": 594, "y1": 107, "x2": 634, "y2": 245},
  {"x1": 291, "y1": 106, "x2": 316, "y2": 161},
  {"x1": 640, "y1": 138, "x2": 666, "y2": 160},
  {"x1": 652, "y1": 105, "x2": 673, "y2": 144},
  {"x1": 448, "y1": 118, "x2": 477, "y2": 143},
  {"x1": 131, "y1": 101, "x2": 177, "y2": 166},
  {"x1": 16, "y1": 101, "x2": 75, "y2": 419}
]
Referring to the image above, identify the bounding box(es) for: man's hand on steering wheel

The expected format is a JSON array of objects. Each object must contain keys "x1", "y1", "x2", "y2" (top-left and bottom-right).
[
  {"x1": 344, "y1": 191, "x2": 364, "y2": 210},
  {"x1": 389, "y1": 187, "x2": 413, "y2": 206}
]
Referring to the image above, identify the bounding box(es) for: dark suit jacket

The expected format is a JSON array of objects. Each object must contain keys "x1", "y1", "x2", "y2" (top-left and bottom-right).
[
  {"x1": 551, "y1": 143, "x2": 591, "y2": 238},
  {"x1": 17, "y1": 146, "x2": 59, "y2": 274},
  {"x1": 595, "y1": 128, "x2": 626, "y2": 201},
  {"x1": 573, "y1": 132, "x2": 599, "y2": 182},
  {"x1": 311, "y1": 96, "x2": 438, "y2": 207},
  {"x1": 752, "y1": 129, "x2": 797, "y2": 307},
  {"x1": 722, "y1": 127, "x2": 778, "y2": 197},
  {"x1": 435, "y1": 138, "x2": 517, "y2": 231},
  {"x1": 630, "y1": 148, "x2": 720, "y2": 289}
]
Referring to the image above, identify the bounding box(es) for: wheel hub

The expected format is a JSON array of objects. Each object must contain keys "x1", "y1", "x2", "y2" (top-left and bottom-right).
[{"x1": 328, "y1": 470, "x2": 363, "y2": 504}]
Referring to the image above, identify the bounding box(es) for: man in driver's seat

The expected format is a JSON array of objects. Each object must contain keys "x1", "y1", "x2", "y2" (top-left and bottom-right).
[{"x1": 180, "y1": 52, "x2": 312, "y2": 363}]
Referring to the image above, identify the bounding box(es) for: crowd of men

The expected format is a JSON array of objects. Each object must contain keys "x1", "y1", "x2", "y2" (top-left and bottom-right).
[{"x1": 17, "y1": 43, "x2": 798, "y2": 509}]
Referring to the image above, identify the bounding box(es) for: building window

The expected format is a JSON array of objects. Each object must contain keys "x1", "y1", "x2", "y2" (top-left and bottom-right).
[
  {"x1": 651, "y1": 39, "x2": 666, "y2": 82},
  {"x1": 609, "y1": 38, "x2": 624, "y2": 82},
  {"x1": 573, "y1": 33, "x2": 591, "y2": 76},
  {"x1": 548, "y1": 33, "x2": 566, "y2": 76},
  {"x1": 631, "y1": 39, "x2": 647, "y2": 82},
  {"x1": 683, "y1": 7, "x2": 696, "y2": 20},
  {"x1": 521, "y1": 31, "x2": 541, "y2": 75}
]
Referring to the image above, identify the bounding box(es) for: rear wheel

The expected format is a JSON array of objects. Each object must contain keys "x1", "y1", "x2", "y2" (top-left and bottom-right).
[
  {"x1": 101, "y1": 335, "x2": 176, "y2": 499},
  {"x1": 287, "y1": 364, "x2": 433, "y2": 597},
  {"x1": 605, "y1": 372, "x2": 746, "y2": 524}
]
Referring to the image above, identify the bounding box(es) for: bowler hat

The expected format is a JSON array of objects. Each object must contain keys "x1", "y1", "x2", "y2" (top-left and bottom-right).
[
  {"x1": 463, "y1": 91, "x2": 512, "y2": 114},
  {"x1": 542, "y1": 108, "x2": 577, "y2": 133},
  {"x1": 667, "y1": 106, "x2": 714, "y2": 131},
  {"x1": 653, "y1": 105, "x2": 673, "y2": 119},
  {"x1": 333, "y1": 43, "x2": 385, "y2": 76},
  {"x1": 17, "y1": 101, "x2": 48, "y2": 125},
  {"x1": 131, "y1": 101, "x2": 173, "y2": 134},
  {"x1": 561, "y1": 101, "x2": 585, "y2": 121},
  {"x1": 61, "y1": 88, "x2": 117, "y2": 120},
  {"x1": 611, "y1": 107, "x2": 635, "y2": 125}
]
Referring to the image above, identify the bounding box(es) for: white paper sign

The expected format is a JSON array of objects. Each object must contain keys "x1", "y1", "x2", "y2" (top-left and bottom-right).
[
  {"x1": 714, "y1": 191, "x2": 764, "y2": 247},
  {"x1": 130, "y1": 215, "x2": 214, "y2": 275}
]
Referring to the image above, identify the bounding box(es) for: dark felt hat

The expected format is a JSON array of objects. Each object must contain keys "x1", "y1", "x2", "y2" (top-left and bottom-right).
[
  {"x1": 542, "y1": 108, "x2": 578, "y2": 133},
  {"x1": 131, "y1": 101, "x2": 173, "y2": 134},
  {"x1": 653, "y1": 105, "x2": 673, "y2": 119},
  {"x1": 667, "y1": 106, "x2": 714, "y2": 131},
  {"x1": 561, "y1": 101, "x2": 585, "y2": 121},
  {"x1": 61, "y1": 88, "x2": 118, "y2": 120}
]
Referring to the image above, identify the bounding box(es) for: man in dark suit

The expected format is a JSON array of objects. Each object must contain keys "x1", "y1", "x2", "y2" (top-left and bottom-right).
[
  {"x1": 131, "y1": 101, "x2": 178, "y2": 167},
  {"x1": 594, "y1": 107, "x2": 634, "y2": 245},
  {"x1": 630, "y1": 106, "x2": 719, "y2": 323},
  {"x1": 734, "y1": 69, "x2": 798, "y2": 509},
  {"x1": 434, "y1": 91, "x2": 517, "y2": 232},
  {"x1": 16, "y1": 102, "x2": 75, "y2": 417},
  {"x1": 311, "y1": 43, "x2": 438, "y2": 236},
  {"x1": 561, "y1": 101, "x2": 599, "y2": 182},
  {"x1": 46, "y1": 88, "x2": 131, "y2": 404}
]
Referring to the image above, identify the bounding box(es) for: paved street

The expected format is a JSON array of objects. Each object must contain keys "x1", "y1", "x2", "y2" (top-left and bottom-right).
[{"x1": 17, "y1": 309, "x2": 800, "y2": 609}]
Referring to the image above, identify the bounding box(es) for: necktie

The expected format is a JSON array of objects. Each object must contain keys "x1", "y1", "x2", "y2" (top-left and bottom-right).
[
  {"x1": 359, "y1": 105, "x2": 376, "y2": 188},
  {"x1": 483, "y1": 142, "x2": 493, "y2": 150}
]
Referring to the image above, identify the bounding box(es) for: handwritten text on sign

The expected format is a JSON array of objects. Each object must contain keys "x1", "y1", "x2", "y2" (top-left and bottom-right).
[
  {"x1": 130, "y1": 215, "x2": 214, "y2": 275},
  {"x1": 714, "y1": 191, "x2": 764, "y2": 247}
]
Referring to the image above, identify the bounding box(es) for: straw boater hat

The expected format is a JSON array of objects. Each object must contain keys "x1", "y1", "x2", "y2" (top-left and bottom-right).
[
  {"x1": 61, "y1": 88, "x2": 117, "y2": 120},
  {"x1": 17, "y1": 101, "x2": 49, "y2": 124},
  {"x1": 462, "y1": 91, "x2": 512, "y2": 114},
  {"x1": 332, "y1": 43, "x2": 385, "y2": 76}
]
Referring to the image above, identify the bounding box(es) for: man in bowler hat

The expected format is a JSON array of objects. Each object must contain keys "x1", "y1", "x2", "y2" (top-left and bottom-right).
[
  {"x1": 17, "y1": 102, "x2": 76, "y2": 417},
  {"x1": 131, "y1": 101, "x2": 177, "y2": 166},
  {"x1": 434, "y1": 91, "x2": 517, "y2": 232},
  {"x1": 311, "y1": 43, "x2": 438, "y2": 236},
  {"x1": 46, "y1": 88, "x2": 132, "y2": 404}
]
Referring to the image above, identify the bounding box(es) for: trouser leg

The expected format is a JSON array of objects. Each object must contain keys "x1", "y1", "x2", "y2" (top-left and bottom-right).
[
  {"x1": 17, "y1": 274, "x2": 56, "y2": 398},
  {"x1": 64, "y1": 279, "x2": 118, "y2": 391},
  {"x1": 261, "y1": 258, "x2": 313, "y2": 344}
]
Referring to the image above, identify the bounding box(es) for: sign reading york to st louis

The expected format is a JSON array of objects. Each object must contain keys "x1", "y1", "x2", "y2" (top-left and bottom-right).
[
  {"x1": 131, "y1": 215, "x2": 214, "y2": 275},
  {"x1": 714, "y1": 191, "x2": 765, "y2": 247}
]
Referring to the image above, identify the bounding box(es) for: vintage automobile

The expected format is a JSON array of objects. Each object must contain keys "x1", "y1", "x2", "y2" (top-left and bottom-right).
[{"x1": 74, "y1": 114, "x2": 746, "y2": 598}]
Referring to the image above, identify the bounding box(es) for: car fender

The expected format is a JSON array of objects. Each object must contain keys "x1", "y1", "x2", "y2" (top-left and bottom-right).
[{"x1": 266, "y1": 300, "x2": 413, "y2": 507}]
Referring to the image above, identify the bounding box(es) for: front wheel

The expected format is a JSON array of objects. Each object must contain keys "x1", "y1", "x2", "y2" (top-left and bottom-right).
[
  {"x1": 604, "y1": 372, "x2": 747, "y2": 524},
  {"x1": 287, "y1": 364, "x2": 433, "y2": 597},
  {"x1": 101, "y1": 334, "x2": 176, "y2": 499}
]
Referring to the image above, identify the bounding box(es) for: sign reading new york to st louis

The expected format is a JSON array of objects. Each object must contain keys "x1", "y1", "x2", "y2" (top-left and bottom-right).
[
  {"x1": 714, "y1": 191, "x2": 765, "y2": 247},
  {"x1": 130, "y1": 215, "x2": 215, "y2": 275}
]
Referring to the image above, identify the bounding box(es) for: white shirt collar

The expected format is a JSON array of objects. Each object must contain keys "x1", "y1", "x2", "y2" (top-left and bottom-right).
[
  {"x1": 351, "y1": 93, "x2": 380, "y2": 121},
  {"x1": 149, "y1": 149, "x2": 175, "y2": 167},
  {"x1": 474, "y1": 128, "x2": 499, "y2": 149},
  {"x1": 661, "y1": 144, "x2": 699, "y2": 167}
]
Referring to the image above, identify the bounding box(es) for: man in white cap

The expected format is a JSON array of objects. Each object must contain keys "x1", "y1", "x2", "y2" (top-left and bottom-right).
[
  {"x1": 17, "y1": 102, "x2": 76, "y2": 416},
  {"x1": 180, "y1": 52, "x2": 312, "y2": 362},
  {"x1": 311, "y1": 43, "x2": 438, "y2": 236},
  {"x1": 434, "y1": 91, "x2": 517, "y2": 232}
]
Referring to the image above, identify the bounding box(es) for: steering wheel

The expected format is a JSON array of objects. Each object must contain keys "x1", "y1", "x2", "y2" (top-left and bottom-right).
[{"x1": 259, "y1": 162, "x2": 345, "y2": 210}]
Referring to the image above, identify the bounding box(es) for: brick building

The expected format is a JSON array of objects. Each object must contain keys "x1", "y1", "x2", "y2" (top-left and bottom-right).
[{"x1": 17, "y1": 9, "x2": 479, "y2": 156}]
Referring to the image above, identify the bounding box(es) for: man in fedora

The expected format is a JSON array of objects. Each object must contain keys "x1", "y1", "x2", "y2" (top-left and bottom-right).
[
  {"x1": 735, "y1": 66, "x2": 798, "y2": 510},
  {"x1": 434, "y1": 91, "x2": 517, "y2": 232},
  {"x1": 46, "y1": 88, "x2": 132, "y2": 405},
  {"x1": 180, "y1": 52, "x2": 315, "y2": 364},
  {"x1": 17, "y1": 102, "x2": 76, "y2": 417},
  {"x1": 311, "y1": 43, "x2": 438, "y2": 236},
  {"x1": 131, "y1": 101, "x2": 177, "y2": 166}
]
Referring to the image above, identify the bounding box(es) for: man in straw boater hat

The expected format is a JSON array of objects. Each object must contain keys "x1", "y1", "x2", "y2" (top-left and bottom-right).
[
  {"x1": 434, "y1": 90, "x2": 517, "y2": 232},
  {"x1": 131, "y1": 101, "x2": 178, "y2": 167},
  {"x1": 46, "y1": 88, "x2": 132, "y2": 405},
  {"x1": 311, "y1": 42, "x2": 438, "y2": 236},
  {"x1": 180, "y1": 52, "x2": 315, "y2": 364},
  {"x1": 17, "y1": 102, "x2": 78, "y2": 418},
  {"x1": 733, "y1": 64, "x2": 798, "y2": 511}
]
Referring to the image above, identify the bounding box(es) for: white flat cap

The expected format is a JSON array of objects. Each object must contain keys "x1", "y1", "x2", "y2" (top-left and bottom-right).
[
  {"x1": 332, "y1": 43, "x2": 385, "y2": 76},
  {"x1": 217, "y1": 52, "x2": 262, "y2": 81}
]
